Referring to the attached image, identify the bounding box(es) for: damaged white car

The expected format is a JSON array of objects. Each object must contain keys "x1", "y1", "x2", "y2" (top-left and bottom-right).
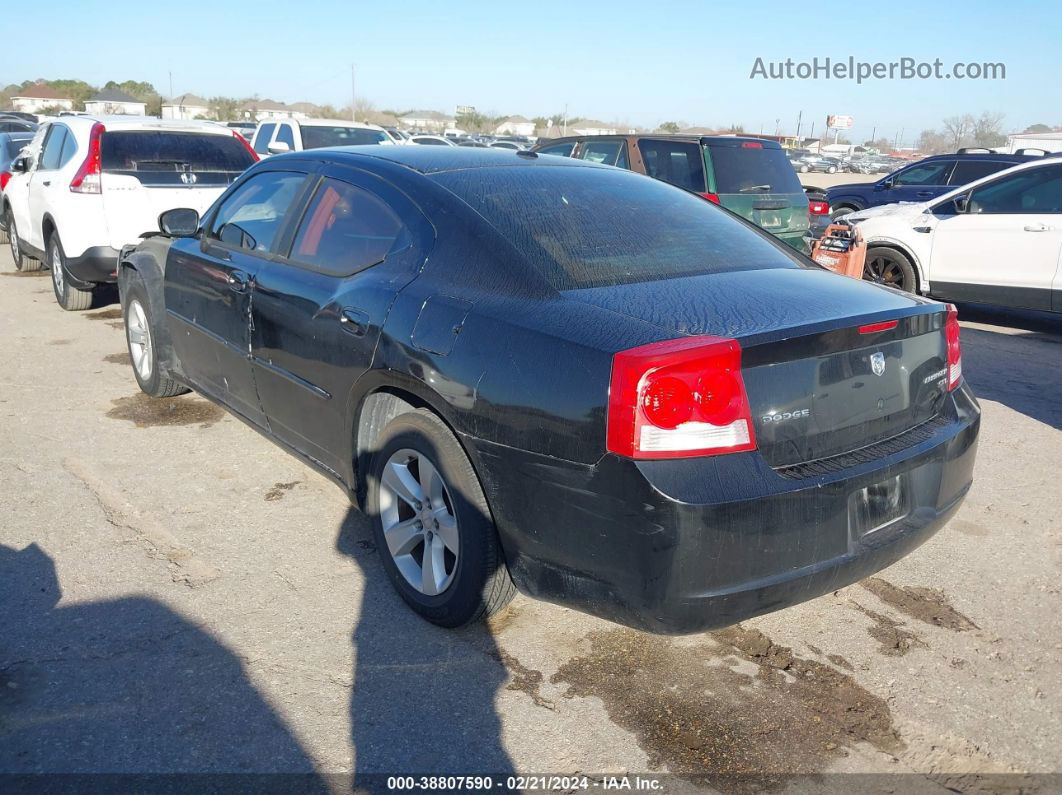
[{"x1": 842, "y1": 157, "x2": 1062, "y2": 312}]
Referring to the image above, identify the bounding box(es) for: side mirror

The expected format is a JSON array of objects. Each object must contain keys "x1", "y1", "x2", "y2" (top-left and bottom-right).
[
  {"x1": 877, "y1": 177, "x2": 894, "y2": 190},
  {"x1": 11, "y1": 156, "x2": 29, "y2": 173},
  {"x1": 953, "y1": 195, "x2": 969, "y2": 214},
  {"x1": 267, "y1": 141, "x2": 291, "y2": 154},
  {"x1": 158, "y1": 208, "x2": 200, "y2": 237}
]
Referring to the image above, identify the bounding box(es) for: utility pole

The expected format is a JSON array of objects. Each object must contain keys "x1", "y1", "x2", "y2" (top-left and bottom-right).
[
  {"x1": 168, "y1": 71, "x2": 173, "y2": 99},
  {"x1": 562, "y1": 104, "x2": 568, "y2": 135},
  {"x1": 351, "y1": 64, "x2": 356, "y2": 122},
  {"x1": 809, "y1": 120, "x2": 815, "y2": 139},
  {"x1": 870, "y1": 125, "x2": 876, "y2": 144},
  {"x1": 795, "y1": 110, "x2": 803, "y2": 139}
]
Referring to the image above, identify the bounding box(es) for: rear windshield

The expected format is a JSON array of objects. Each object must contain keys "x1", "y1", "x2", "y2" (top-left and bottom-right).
[
  {"x1": 434, "y1": 165, "x2": 801, "y2": 290},
  {"x1": 707, "y1": 142, "x2": 803, "y2": 195},
  {"x1": 101, "y1": 131, "x2": 254, "y2": 172},
  {"x1": 301, "y1": 126, "x2": 389, "y2": 149}
]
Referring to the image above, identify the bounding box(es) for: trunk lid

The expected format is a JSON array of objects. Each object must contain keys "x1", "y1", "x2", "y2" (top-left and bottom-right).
[
  {"x1": 99, "y1": 129, "x2": 253, "y2": 249},
  {"x1": 566, "y1": 268, "x2": 949, "y2": 467}
]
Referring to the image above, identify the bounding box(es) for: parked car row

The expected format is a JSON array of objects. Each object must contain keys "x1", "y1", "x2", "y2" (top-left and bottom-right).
[{"x1": 0, "y1": 129, "x2": 981, "y2": 633}]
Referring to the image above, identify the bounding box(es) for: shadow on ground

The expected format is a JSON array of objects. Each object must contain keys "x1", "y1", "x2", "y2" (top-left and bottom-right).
[
  {"x1": 0, "y1": 543, "x2": 326, "y2": 788},
  {"x1": 956, "y1": 303, "x2": 1062, "y2": 430},
  {"x1": 335, "y1": 508, "x2": 515, "y2": 787}
]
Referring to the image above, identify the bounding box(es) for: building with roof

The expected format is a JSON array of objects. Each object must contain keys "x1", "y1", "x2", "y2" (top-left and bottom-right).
[
  {"x1": 1003, "y1": 130, "x2": 1062, "y2": 154},
  {"x1": 239, "y1": 99, "x2": 308, "y2": 121},
  {"x1": 571, "y1": 120, "x2": 617, "y2": 136},
  {"x1": 494, "y1": 115, "x2": 535, "y2": 137},
  {"x1": 161, "y1": 94, "x2": 210, "y2": 120},
  {"x1": 10, "y1": 84, "x2": 74, "y2": 114},
  {"x1": 398, "y1": 110, "x2": 456, "y2": 133},
  {"x1": 84, "y1": 88, "x2": 146, "y2": 116}
]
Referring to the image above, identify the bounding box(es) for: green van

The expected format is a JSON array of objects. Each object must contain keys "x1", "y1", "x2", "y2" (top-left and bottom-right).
[{"x1": 533, "y1": 134, "x2": 810, "y2": 251}]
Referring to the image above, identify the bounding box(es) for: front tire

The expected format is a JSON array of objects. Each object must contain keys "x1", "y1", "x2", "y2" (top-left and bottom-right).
[
  {"x1": 48, "y1": 234, "x2": 93, "y2": 310},
  {"x1": 7, "y1": 210, "x2": 41, "y2": 272},
  {"x1": 830, "y1": 204, "x2": 859, "y2": 221},
  {"x1": 123, "y1": 275, "x2": 189, "y2": 397},
  {"x1": 865, "y1": 246, "x2": 917, "y2": 292},
  {"x1": 367, "y1": 409, "x2": 515, "y2": 627}
]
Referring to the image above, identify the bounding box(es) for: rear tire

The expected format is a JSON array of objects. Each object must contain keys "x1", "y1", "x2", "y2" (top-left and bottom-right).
[
  {"x1": 367, "y1": 409, "x2": 515, "y2": 628},
  {"x1": 48, "y1": 234, "x2": 93, "y2": 310},
  {"x1": 865, "y1": 246, "x2": 917, "y2": 293},
  {"x1": 830, "y1": 204, "x2": 859, "y2": 221},
  {"x1": 123, "y1": 275, "x2": 189, "y2": 397}
]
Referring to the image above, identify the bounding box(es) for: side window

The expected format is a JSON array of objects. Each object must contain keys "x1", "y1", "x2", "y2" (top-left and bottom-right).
[
  {"x1": 537, "y1": 142, "x2": 574, "y2": 157},
  {"x1": 949, "y1": 160, "x2": 1010, "y2": 185},
  {"x1": 209, "y1": 170, "x2": 306, "y2": 254},
  {"x1": 637, "y1": 139, "x2": 705, "y2": 192},
  {"x1": 275, "y1": 124, "x2": 295, "y2": 150},
  {"x1": 893, "y1": 160, "x2": 954, "y2": 186},
  {"x1": 39, "y1": 126, "x2": 67, "y2": 170},
  {"x1": 578, "y1": 141, "x2": 625, "y2": 166},
  {"x1": 289, "y1": 177, "x2": 409, "y2": 276},
  {"x1": 968, "y1": 165, "x2": 1062, "y2": 214},
  {"x1": 58, "y1": 129, "x2": 78, "y2": 167},
  {"x1": 615, "y1": 143, "x2": 630, "y2": 170},
  {"x1": 253, "y1": 123, "x2": 276, "y2": 154}
]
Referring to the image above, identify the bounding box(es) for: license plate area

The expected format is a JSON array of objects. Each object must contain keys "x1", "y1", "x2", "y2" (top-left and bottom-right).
[
  {"x1": 758, "y1": 211, "x2": 782, "y2": 229},
  {"x1": 849, "y1": 474, "x2": 909, "y2": 538}
]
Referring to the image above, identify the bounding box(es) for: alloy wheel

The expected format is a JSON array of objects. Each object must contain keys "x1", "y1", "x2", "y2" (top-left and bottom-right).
[
  {"x1": 127, "y1": 299, "x2": 153, "y2": 381},
  {"x1": 51, "y1": 243, "x2": 64, "y2": 294},
  {"x1": 378, "y1": 448, "x2": 460, "y2": 596},
  {"x1": 864, "y1": 255, "x2": 904, "y2": 287},
  {"x1": 9, "y1": 220, "x2": 19, "y2": 265}
]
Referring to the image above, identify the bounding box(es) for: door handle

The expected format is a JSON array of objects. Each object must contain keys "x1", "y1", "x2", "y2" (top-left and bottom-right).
[
  {"x1": 42, "y1": 180, "x2": 51, "y2": 186},
  {"x1": 915, "y1": 191, "x2": 933, "y2": 197},
  {"x1": 227, "y1": 270, "x2": 250, "y2": 292},
  {"x1": 339, "y1": 308, "x2": 368, "y2": 336},
  {"x1": 1023, "y1": 223, "x2": 1049, "y2": 232}
]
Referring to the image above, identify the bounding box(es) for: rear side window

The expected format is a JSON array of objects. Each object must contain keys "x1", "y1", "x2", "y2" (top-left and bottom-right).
[
  {"x1": 435, "y1": 165, "x2": 801, "y2": 290},
  {"x1": 289, "y1": 177, "x2": 409, "y2": 275},
  {"x1": 100, "y1": 132, "x2": 255, "y2": 172},
  {"x1": 301, "y1": 126, "x2": 389, "y2": 148},
  {"x1": 637, "y1": 139, "x2": 705, "y2": 192},
  {"x1": 59, "y1": 130, "x2": 78, "y2": 167},
  {"x1": 578, "y1": 140, "x2": 628, "y2": 168},
  {"x1": 275, "y1": 124, "x2": 295, "y2": 150},
  {"x1": 707, "y1": 142, "x2": 803, "y2": 194},
  {"x1": 254, "y1": 123, "x2": 276, "y2": 154},
  {"x1": 537, "y1": 142, "x2": 574, "y2": 157},
  {"x1": 39, "y1": 126, "x2": 67, "y2": 170},
  {"x1": 209, "y1": 170, "x2": 306, "y2": 254},
  {"x1": 949, "y1": 160, "x2": 1011, "y2": 185}
]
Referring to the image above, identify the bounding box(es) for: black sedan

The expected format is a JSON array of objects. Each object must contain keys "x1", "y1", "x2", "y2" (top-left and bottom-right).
[{"x1": 117, "y1": 147, "x2": 980, "y2": 633}]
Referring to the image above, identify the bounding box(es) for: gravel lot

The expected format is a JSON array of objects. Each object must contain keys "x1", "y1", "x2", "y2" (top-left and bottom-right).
[{"x1": 1, "y1": 243, "x2": 1059, "y2": 790}]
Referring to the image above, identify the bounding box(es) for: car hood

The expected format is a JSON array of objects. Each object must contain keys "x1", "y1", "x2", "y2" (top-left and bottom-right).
[
  {"x1": 826, "y1": 181, "x2": 874, "y2": 195},
  {"x1": 844, "y1": 201, "x2": 930, "y2": 222},
  {"x1": 562, "y1": 266, "x2": 929, "y2": 343}
]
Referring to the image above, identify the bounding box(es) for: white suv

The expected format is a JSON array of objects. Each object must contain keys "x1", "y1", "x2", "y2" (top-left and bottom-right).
[
  {"x1": 3, "y1": 116, "x2": 258, "y2": 309},
  {"x1": 250, "y1": 118, "x2": 392, "y2": 157},
  {"x1": 847, "y1": 157, "x2": 1062, "y2": 311}
]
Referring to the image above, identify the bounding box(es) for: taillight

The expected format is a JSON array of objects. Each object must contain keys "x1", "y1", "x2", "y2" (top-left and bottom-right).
[
  {"x1": 808, "y1": 199, "x2": 829, "y2": 215},
  {"x1": 70, "y1": 122, "x2": 105, "y2": 194},
  {"x1": 233, "y1": 130, "x2": 260, "y2": 162},
  {"x1": 741, "y1": 141, "x2": 763, "y2": 148},
  {"x1": 0, "y1": 171, "x2": 9, "y2": 190},
  {"x1": 607, "y1": 336, "x2": 757, "y2": 459},
  {"x1": 699, "y1": 192, "x2": 721, "y2": 204},
  {"x1": 945, "y1": 304, "x2": 962, "y2": 391}
]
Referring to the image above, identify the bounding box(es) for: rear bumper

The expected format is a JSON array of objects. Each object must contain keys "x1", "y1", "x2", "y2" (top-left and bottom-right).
[
  {"x1": 64, "y1": 246, "x2": 121, "y2": 287},
  {"x1": 470, "y1": 383, "x2": 980, "y2": 634}
]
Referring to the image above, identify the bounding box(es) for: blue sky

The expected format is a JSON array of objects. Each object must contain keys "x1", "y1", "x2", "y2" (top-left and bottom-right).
[{"x1": 3, "y1": 0, "x2": 1056, "y2": 143}]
